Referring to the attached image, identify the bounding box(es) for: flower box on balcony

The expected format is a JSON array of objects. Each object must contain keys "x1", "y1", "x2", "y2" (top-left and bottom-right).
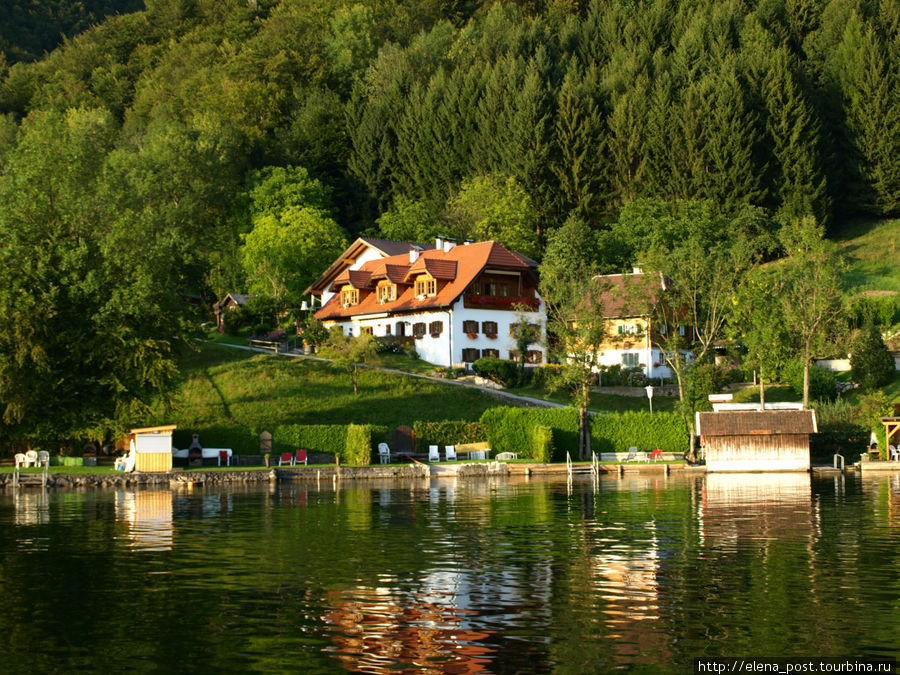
[{"x1": 486, "y1": 333, "x2": 497, "y2": 340}]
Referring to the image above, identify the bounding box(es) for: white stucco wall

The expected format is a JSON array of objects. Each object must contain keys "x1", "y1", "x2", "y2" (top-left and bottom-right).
[
  {"x1": 449, "y1": 295, "x2": 546, "y2": 368},
  {"x1": 594, "y1": 348, "x2": 673, "y2": 379}
]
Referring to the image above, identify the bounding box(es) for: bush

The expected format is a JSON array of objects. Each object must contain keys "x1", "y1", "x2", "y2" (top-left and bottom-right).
[
  {"x1": 848, "y1": 295, "x2": 900, "y2": 330},
  {"x1": 781, "y1": 360, "x2": 836, "y2": 402},
  {"x1": 276, "y1": 424, "x2": 387, "y2": 464},
  {"x1": 850, "y1": 323, "x2": 895, "y2": 390},
  {"x1": 472, "y1": 357, "x2": 520, "y2": 387},
  {"x1": 480, "y1": 406, "x2": 688, "y2": 459},
  {"x1": 345, "y1": 424, "x2": 375, "y2": 465},
  {"x1": 532, "y1": 425, "x2": 553, "y2": 463},
  {"x1": 589, "y1": 411, "x2": 687, "y2": 455},
  {"x1": 689, "y1": 362, "x2": 729, "y2": 398},
  {"x1": 413, "y1": 421, "x2": 487, "y2": 451}
]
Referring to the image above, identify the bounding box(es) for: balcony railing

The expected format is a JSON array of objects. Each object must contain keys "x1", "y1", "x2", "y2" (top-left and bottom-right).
[{"x1": 463, "y1": 295, "x2": 540, "y2": 311}]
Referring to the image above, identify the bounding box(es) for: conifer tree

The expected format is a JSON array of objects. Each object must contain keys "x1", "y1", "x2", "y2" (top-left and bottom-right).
[{"x1": 762, "y1": 47, "x2": 831, "y2": 223}]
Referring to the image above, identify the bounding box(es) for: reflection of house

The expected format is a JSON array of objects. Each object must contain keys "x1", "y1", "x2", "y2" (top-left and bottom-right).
[
  {"x1": 591, "y1": 269, "x2": 692, "y2": 379},
  {"x1": 306, "y1": 237, "x2": 545, "y2": 368},
  {"x1": 213, "y1": 293, "x2": 253, "y2": 332},
  {"x1": 697, "y1": 408, "x2": 816, "y2": 472}
]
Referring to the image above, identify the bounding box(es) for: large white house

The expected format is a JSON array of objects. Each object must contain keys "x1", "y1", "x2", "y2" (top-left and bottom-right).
[{"x1": 305, "y1": 237, "x2": 546, "y2": 368}]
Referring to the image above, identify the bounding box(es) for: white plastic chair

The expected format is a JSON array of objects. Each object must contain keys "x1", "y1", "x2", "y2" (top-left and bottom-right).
[
  {"x1": 378, "y1": 443, "x2": 391, "y2": 464},
  {"x1": 890, "y1": 445, "x2": 899, "y2": 462},
  {"x1": 445, "y1": 445, "x2": 456, "y2": 461},
  {"x1": 14, "y1": 453, "x2": 25, "y2": 468},
  {"x1": 37, "y1": 450, "x2": 50, "y2": 467},
  {"x1": 428, "y1": 445, "x2": 440, "y2": 462},
  {"x1": 624, "y1": 447, "x2": 638, "y2": 462},
  {"x1": 24, "y1": 450, "x2": 38, "y2": 467}
]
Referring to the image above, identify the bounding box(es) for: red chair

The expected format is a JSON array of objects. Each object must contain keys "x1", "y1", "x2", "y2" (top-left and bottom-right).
[
  {"x1": 278, "y1": 452, "x2": 293, "y2": 466},
  {"x1": 295, "y1": 449, "x2": 307, "y2": 466},
  {"x1": 218, "y1": 450, "x2": 230, "y2": 467},
  {"x1": 649, "y1": 449, "x2": 663, "y2": 461}
]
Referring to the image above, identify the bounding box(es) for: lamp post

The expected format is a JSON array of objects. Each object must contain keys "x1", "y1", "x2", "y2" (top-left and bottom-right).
[{"x1": 645, "y1": 385, "x2": 654, "y2": 414}]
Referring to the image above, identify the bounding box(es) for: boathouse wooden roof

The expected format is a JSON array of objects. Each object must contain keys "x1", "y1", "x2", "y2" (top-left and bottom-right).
[{"x1": 697, "y1": 410, "x2": 817, "y2": 437}]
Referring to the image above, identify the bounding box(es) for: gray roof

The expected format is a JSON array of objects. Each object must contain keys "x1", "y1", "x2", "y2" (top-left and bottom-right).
[{"x1": 360, "y1": 238, "x2": 436, "y2": 256}]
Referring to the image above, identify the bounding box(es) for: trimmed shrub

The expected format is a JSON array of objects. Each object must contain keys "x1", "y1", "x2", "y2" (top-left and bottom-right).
[
  {"x1": 480, "y1": 406, "x2": 688, "y2": 460},
  {"x1": 589, "y1": 411, "x2": 687, "y2": 455},
  {"x1": 277, "y1": 424, "x2": 347, "y2": 455},
  {"x1": 532, "y1": 425, "x2": 553, "y2": 463},
  {"x1": 345, "y1": 424, "x2": 372, "y2": 465},
  {"x1": 413, "y1": 421, "x2": 487, "y2": 451},
  {"x1": 472, "y1": 357, "x2": 519, "y2": 386},
  {"x1": 276, "y1": 424, "x2": 387, "y2": 464}
]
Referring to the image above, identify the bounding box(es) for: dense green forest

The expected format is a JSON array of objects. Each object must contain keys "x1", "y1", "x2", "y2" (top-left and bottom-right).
[{"x1": 1, "y1": 0, "x2": 898, "y2": 443}]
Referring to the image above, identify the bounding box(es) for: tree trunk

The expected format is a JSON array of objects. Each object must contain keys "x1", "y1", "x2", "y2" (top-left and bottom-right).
[
  {"x1": 579, "y1": 406, "x2": 590, "y2": 460},
  {"x1": 759, "y1": 365, "x2": 765, "y2": 410},
  {"x1": 802, "y1": 359, "x2": 810, "y2": 409}
]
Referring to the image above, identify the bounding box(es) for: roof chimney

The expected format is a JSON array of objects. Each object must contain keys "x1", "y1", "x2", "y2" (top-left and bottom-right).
[
  {"x1": 435, "y1": 236, "x2": 444, "y2": 251},
  {"x1": 443, "y1": 237, "x2": 456, "y2": 253},
  {"x1": 409, "y1": 246, "x2": 420, "y2": 264}
]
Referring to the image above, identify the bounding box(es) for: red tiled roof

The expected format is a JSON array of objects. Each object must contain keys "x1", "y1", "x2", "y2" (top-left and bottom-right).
[
  {"x1": 405, "y1": 258, "x2": 458, "y2": 281},
  {"x1": 593, "y1": 272, "x2": 666, "y2": 318},
  {"x1": 315, "y1": 241, "x2": 535, "y2": 320},
  {"x1": 347, "y1": 270, "x2": 371, "y2": 288}
]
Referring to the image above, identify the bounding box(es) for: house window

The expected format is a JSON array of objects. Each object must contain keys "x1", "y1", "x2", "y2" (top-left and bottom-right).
[
  {"x1": 463, "y1": 320, "x2": 479, "y2": 334},
  {"x1": 377, "y1": 283, "x2": 397, "y2": 304},
  {"x1": 362, "y1": 326, "x2": 374, "y2": 335},
  {"x1": 482, "y1": 281, "x2": 508, "y2": 297},
  {"x1": 429, "y1": 321, "x2": 443, "y2": 336},
  {"x1": 482, "y1": 348, "x2": 499, "y2": 358},
  {"x1": 462, "y1": 348, "x2": 480, "y2": 363},
  {"x1": 509, "y1": 321, "x2": 539, "y2": 339},
  {"x1": 482, "y1": 321, "x2": 498, "y2": 336},
  {"x1": 385, "y1": 324, "x2": 392, "y2": 335},
  {"x1": 415, "y1": 277, "x2": 436, "y2": 297},
  {"x1": 508, "y1": 350, "x2": 519, "y2": 361},
  {"x1": 341, "y1": 287, "x2": 359, "y2": 308},
  {"x1": 617, "y1": 323, "x2": 637, "y2": 335},
  {"x1": 678, "y1": 325, "x2": 687, "y2": 336},
  {"x1": 623, "y1": 352, "x2": 640, "y2": 367},
  {"x1": 525, "y1": 350, "x2": 543, "y2": 364},
  {"x1": 412, "y1": 322, "x2": 426, "y2": 338}
]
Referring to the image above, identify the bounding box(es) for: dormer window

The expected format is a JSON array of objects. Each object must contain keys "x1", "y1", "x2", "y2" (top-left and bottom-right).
[
  {"x1": 415, "y1": 276, "x2": 436, "y2": 298},
  {"x1": 377, "y1": 283, "x2": 397, "y2": 305},
  {"x1": 341, "y1": 287, "x2": 359, "y2": 308}
]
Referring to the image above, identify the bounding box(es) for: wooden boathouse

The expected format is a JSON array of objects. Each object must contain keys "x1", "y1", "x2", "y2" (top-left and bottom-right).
[{"x1": 697, "y1": 408, "x2": 817, "y2": 472}]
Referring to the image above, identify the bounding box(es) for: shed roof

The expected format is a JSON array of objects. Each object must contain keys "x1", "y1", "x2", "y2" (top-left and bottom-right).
[{"x1": 697, "y1": 410, "x2": 817, "y2": 436}]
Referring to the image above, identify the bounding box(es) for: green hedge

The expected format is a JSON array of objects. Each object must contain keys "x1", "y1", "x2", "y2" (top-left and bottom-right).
[
  {"x1": 412, "y1": 420, "x2": 487, "y2": 451},
  {"x1": 533, "y1": 425, "x2": 553, "y2": 463},
  {"x1": 589, "y1": 411, "x2": 687, "y2": 455},
  {"x1": 276, "y1": 424, "x2": 387, "y2": 465},
  {"x1": 480, "y1": 406, "x2": 688, "y2": 460},
  {"x1": 480, "y1": 407, "x2": 577, "y2": 461}
]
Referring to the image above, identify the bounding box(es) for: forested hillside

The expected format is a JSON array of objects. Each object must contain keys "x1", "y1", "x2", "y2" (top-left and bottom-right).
[{"x1": 1, "y1": 0, "x2": 898, "y2": 442}]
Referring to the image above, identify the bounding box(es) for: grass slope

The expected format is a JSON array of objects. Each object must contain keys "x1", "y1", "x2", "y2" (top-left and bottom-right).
[
  {"x1": 834, "y1": 217, "x2": 900, "y2": 294},
  {"x1": 151, "y1": 344, "x2": 512, "y2": 454}
]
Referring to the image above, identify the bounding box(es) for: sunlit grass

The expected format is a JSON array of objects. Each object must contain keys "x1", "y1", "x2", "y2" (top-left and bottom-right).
[{"x1": 835, "y1": 217, "x2": 900, "y2": 294}]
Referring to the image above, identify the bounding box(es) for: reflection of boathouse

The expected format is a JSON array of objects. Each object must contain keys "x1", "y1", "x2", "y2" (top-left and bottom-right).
[{"x1": 697, "y1": 408, "x2": 816, "y2": 472}]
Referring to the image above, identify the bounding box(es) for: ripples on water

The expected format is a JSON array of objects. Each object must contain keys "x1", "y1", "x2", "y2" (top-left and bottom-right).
[{"x1": 1, "y1": 473, "x2": 900, "y2": 673}]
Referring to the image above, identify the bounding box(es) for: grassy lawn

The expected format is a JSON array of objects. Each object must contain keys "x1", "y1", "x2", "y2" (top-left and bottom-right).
[
  {"x1": 835, "y1": 217, "x2": 900, "y2": 294},
  {"x1": 147, "y1": 343, "x2": 511, "y2": 454}
]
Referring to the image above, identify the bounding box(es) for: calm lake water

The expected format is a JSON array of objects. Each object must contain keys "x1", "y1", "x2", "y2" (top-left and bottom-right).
[{"x1": 1, "y1": 472, "x2": 899, "y2": 673}]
